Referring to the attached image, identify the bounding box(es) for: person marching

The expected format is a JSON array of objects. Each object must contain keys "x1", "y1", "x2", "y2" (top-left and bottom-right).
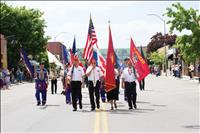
[
  {"x1": 86, "y1": 59, "x2": 103, "y2": 111},
  {"x1": 34, "y1": 61, "x2": 48, "y2": 106},
  {"x1": 121, "y1": 58, "x2": 130, "y2": 101},
  {"x1": 67, "y1": 57, "x2": 85, "y2": 111},
  {"x1": 64, "y1": 63, "x2": 72, "y2": 104},
  {"x1": 139, "y1": 79, "x2": 145, "y2": 91},
  {"x1": 50, "y1": 68, "x2": 58, "y2": 94},
  {"x1": 107, "y1": 65, "x2": 120, "y2": 110},
  {"x1": 121, "y1": 59, "x2": 138, "y2": 110}
]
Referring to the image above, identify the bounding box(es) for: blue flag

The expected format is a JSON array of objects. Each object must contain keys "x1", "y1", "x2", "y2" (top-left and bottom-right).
[
  {"x1": 72, "y1": 36, "x2": 76, "y2": 55},
  {"x1": 19, "y1": 48, "x2": 34, "y2": 78},
  {"x1": 114, "y1": 51, "x2": 121, "y2": 69},
  {"x1": 62, "y1": 45, "x2": 69, "y2": 64},
  {"x1": 93, "y1": 49, "x2": 98, "y2": 66}
]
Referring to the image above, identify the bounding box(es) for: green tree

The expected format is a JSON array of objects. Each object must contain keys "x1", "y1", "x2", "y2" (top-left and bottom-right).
[
  {"x1": 0, "y1": 2, "x2": 50, "y2": 68},
  {"x1": 165, "y1": 2, "x2": 200, "y2": 63},
  {"x1": 148, "y1": 52, "x2": 165, "y2": 65}
]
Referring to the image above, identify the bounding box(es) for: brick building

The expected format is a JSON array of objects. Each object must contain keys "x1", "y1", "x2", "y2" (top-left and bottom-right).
[{"x1": 47, "y1": 42, "x2": 64, "y2": 61}]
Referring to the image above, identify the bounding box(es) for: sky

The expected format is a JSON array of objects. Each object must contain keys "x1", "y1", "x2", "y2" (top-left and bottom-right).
[{"x1": 5, "y1": 1, "x2": 200, "y2": 49}]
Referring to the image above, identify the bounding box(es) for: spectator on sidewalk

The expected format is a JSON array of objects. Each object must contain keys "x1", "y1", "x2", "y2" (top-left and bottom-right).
[
  {"x1": 198, "y1": 62, "x2": 200, "y2": 83},
  {"x1": 188, "y1": 64, "x2": 194, "y2": 79},
  {"x1": 10, "y1": 68, "x2": 16, "y2": 84},
  {"x1": 0, "y1": 68, "x2": 3, "y2": 89},
  {"x1": 16, "y1": 68, "x2": 22, "y2": 83},
  {"x1": 2, "y1": 68, "x2": 10, "y2": 90}
]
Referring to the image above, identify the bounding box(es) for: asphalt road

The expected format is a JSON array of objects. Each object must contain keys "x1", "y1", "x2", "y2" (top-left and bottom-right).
[{"x1": 1, "y1": 75, "x2": 200, "y2": 133}]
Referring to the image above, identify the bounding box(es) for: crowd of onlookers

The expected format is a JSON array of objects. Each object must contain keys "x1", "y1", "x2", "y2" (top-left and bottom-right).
[
  {"x1": 149, "y1": 65, "x2": 161, "y2": 76},
  {"x1": 0, "y1": 67, "x2": 33, "y2": 90},
  {"x1": 149, "y1": 62, "x2": 200, "y2": 83}
]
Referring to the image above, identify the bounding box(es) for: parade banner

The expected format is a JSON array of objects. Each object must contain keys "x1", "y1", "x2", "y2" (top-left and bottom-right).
[
  {"x1": 105, "y1": 26, "x2": 116, "y2": 92},
  {"x1": 19, "y1": 48, "x2": 34, "y2": 78},
  {"x1": 130, "y1": 37, "x2": 150, "y2": 81}
]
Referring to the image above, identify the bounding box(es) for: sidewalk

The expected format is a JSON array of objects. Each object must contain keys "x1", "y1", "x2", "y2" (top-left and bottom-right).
[{"x1": 160, "y1": 73, "x2": 199, "y2": 83}]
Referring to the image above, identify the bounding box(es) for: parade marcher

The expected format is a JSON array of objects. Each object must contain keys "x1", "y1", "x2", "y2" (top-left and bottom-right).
[
  {"x1": 107, "y1": 66, "x2": 120, "y2": 110},
  {"x1": 100, "y1": 79, "x2": 106, "y2": 103},
  {"x1": 35, "y1": 61, "x2": 48, "y2": 106},
  {"x1": 67, "y1": 57, "x2": 85, "y2": 111},
  {"x1": 86, "y1": 59, "x2": 103, "y2": 111},
  {"x1": 122, "y1": 58, "x2": 130, "y2": 101},
  {"x1": 50, "y1": 68, "x2": 58, "y2": 94},
  {"x1": 139, "y1": 78, "x2": 145, "y2": 91},
  {"x1": 121, "y1": 60, "x2": 138, "y2": 110},
  {"x1": 64, "y1": 63, "x2": 72, "y2": 104}
]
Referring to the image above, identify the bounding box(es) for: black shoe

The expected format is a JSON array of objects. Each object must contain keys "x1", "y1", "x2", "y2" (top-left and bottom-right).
[
  {"x1": 79, "y1": 104, "x2": 82, "y2": 109},
  {"x1": 97, "y1": 105, "x2": 100, "y2": 109},
  {"x1": 37, "y1": 102, "x2": 41, "y2": 106},
  {"x1": 91, "y1": 108, "x2": 95, "y2": 111},
  {"x1": 114, "y1": 103, "x2": 117, "y2": 109},
  {"x1": 111, "y1": 107, "x2": 114, "y2": 110},
  {"x1": 129, "y1": 107, "x2": 133, "y2": 110},
  {"x1": 73, "y1": 108, "x2": 77, "y2": 111},
  {"x1": 42, "y1": 102, "x2": 46, "y2": 106},
  {"x1": 134, "y1": 104, "x2": 137, "y2": 109}
]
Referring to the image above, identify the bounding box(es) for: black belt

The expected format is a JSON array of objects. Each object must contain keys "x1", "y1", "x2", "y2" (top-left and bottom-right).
[
  {"x1": 125, "y1": 81, "x2": 135, "y2": 83},
  {"x1": 88, "y1": 80, "x2": 100, "y2": 82}
]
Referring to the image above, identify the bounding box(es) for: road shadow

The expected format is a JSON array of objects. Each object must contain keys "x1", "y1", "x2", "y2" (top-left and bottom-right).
[
  {"x1": 39, "y1": 104, "x2": 61, "y2": 109},
  {"x1": 151, "y1": 104, "x2": 167, "y2": 107},
  {"x1": 136, "y1": 101, "x2": 151, "y2": 104},
  {"x1": 136, "y1": 108, "x2": 155, "y2": 111},
  {"x1": 143, "y1": 89, "x2": 154, "y2": 92},
  {"x1": 182, "y1": 125, "x2": 200, "y2": 129}
]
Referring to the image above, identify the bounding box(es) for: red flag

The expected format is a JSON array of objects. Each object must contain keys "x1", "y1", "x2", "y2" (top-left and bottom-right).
[
  {"x1": 105, "y1": 26, "x2": 116, "y2": 92},
  {"x1": 130, "y1": 37, "x2": 150, "y2": 81}
]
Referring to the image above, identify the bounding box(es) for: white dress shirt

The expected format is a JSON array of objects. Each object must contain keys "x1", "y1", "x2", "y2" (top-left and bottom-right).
[
  {"x1": 115, "y1": 68, "x2": 119, "y2": 80},
  {"x1": 121, "y1": 67, "x2": 137, "y2": 82},
  {"x1": 67, "y1": 65, "x2": 85, "y2": 81},
  {"x1": 86, "y1": 66, "x2": 103, "y2": 81}
]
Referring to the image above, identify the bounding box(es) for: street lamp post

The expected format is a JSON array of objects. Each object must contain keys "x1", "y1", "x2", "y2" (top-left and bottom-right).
[{"x1": 147, "y1": 14, "x2": 167, "y2": 76}]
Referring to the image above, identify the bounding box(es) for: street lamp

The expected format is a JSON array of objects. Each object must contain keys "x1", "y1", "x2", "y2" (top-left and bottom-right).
[{"x1": 147, "y1": 13, "x2": 167, "y2": 76}]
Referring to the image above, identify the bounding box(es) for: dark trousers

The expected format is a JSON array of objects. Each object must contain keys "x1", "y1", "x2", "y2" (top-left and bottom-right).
[
  {"x1": 35, "y1": 89, "x2": 47, "y2": 104},
  {"x1": 188, "y1": 71, "x2": 193, "y2": 79},
  {"x1": 71, "y1": 81, "x2": 82, "y2": 109},
  {"x1": 100, "y1": 86, "x2": 106, "y2": 102},
  {"x1": 51, "y1": 79, "x2": 57, "y2": 94},
  {"x1": 139, "y1": 79, "x2": 145, "y2": 90},
  {"x1": 88, "y1": 81, "x2": 100, "y2": 109},
  {"x1": 125, "y1": 81, "x2": 137, "y2": 108},
  {"x1": 65, "y1": 85, "x2": 71, "y2": 103}
]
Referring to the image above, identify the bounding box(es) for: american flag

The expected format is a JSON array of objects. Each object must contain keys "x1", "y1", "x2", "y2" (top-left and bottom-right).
[{"x1": 82, "y1": 16, "x2": 99, "y2": 64}]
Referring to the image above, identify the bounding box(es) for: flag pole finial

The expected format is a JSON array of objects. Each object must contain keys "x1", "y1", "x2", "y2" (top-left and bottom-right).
[{"x1": 90, "y1": 12, "x2": 92, "y2": 19}]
